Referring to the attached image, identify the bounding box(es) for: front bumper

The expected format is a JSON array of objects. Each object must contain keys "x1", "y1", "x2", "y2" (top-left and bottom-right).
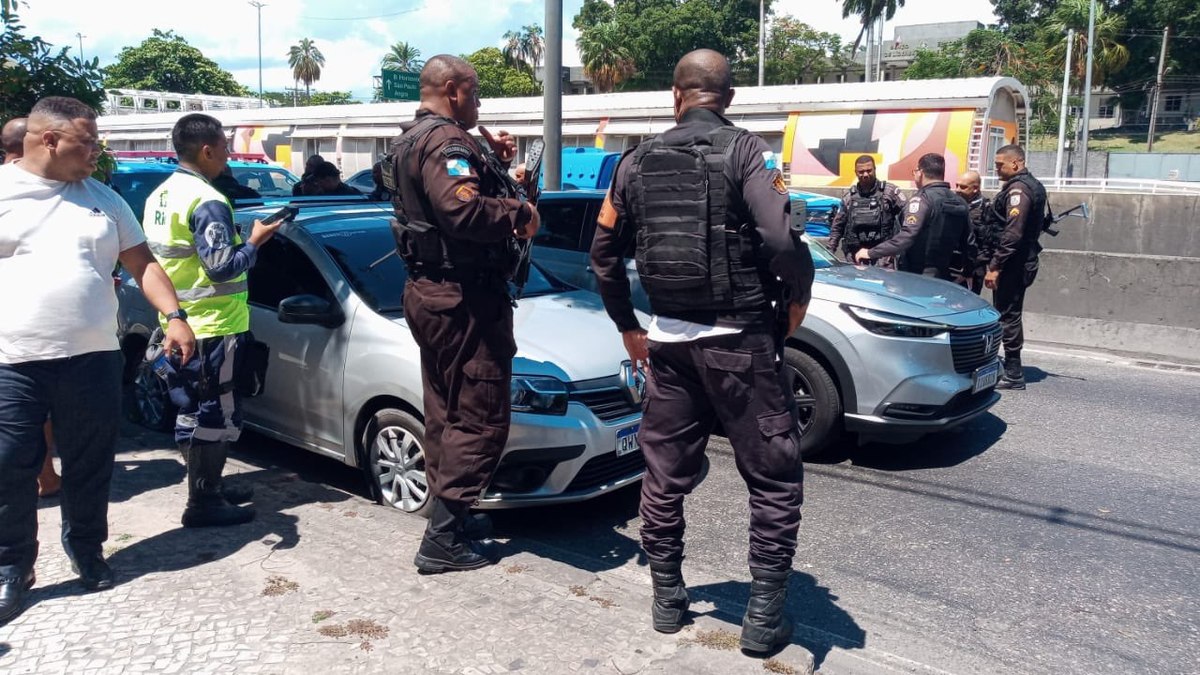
[{"x1": 845, "y1": 387, "x2": 1000, "y2": 443}]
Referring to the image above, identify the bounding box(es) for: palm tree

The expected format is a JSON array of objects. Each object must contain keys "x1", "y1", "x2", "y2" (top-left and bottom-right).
[
  {"x1": 288, "y1": 38, "x2": 325, "y2": 104},
  {"x1": 841, "y1": 0, "x2": 905, "y2": 56},
  {"x1": 381, "y1": 41, "x2": 423, "y2": 72},
  {"x1": 578, "y1": 21, "x2": 636, "y2": 93},
  {"x1": 502, "y1": 24, "x2": 545, "y2": 73},
  {"x1": 1044, "y1": 0, "x2": 1129, "y2": 90}
]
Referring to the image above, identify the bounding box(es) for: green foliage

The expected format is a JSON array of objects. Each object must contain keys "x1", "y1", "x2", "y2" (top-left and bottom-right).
[
  {"x1": 577, "y1": 20, "x2": 636, "y2": 92},
  {"x1": 103, "y1": 30, "x2": 249, "y2": 96},
  {"x1": 841, "y1": 0, "x2": 906, "y2": 55},
  {"x1": 381, "y1": 41, "x2": 422, "y2": 72},
  {"x1": 1, "y1": 12, "x2": 105, "y2": 120},
  {"x1": 463, "y1": 47, "x2": 542, "y2": 98},
  {"x1": 759, "y1": 17, "x2": 845, "y2": 85},
  {"x1": 502, "y1": 24, "x2": 544, "y2": 73},
  {"x1": 288, "y1": 38, "x2": 325, "y2": 102},
  {"x1": 308, "y1": 91, "x2": 357, "y2": 106}
]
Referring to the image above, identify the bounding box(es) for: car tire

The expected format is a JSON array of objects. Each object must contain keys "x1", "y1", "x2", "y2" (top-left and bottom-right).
[
  {"x1": 126, "y1": 359, "x2": 176, "y2": 432},
  {"x1": 362, "y1": 407, "x2": 433, "y2": 518},
  {"x1": 783, "y1": 347, "x2": 842, "y2": 460}
]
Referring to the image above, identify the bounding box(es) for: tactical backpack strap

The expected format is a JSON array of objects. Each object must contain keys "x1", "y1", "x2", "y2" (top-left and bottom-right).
[{"x1": 703, "y1": 126, "x2": 745, "y2": 302}]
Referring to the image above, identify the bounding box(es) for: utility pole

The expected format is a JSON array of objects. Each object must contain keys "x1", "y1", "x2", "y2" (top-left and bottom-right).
[
  {"x1": 1080, "y1": 0, "x2": 1096, "y2": 178},
  {"x1": 1147, "y1": 26, "x2": 1170, "y2": 152},
  {"x1": 757, "y1": 0, "x2": 764, "y2": 87},
  {"x1": 544, "y1": 0, "x2": 562, "y2": 191},
  {"x1": 75, "y1": 32, "x2": 86, "y2": 64},
  {"x1": 249, "y1": 1, "x2": 266, "y2": 107},
  {"x1": 1054, "y1": 29, "x2": 1074, "y2": 180}
]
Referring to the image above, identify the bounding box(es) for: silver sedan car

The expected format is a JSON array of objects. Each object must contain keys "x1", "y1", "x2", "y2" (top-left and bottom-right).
[{"x1": 118, "y1": 202, "x2": 649, "y2": 515}]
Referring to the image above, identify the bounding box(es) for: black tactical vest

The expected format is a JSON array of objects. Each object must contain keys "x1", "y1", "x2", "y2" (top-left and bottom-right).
[
  {"x1": 989, "y1": 171, "x2": 1048, "y2": 261},
  {"x1": 625, "y1": 126, "x2": 769, "y2": 316},
  {"x1": 843, "y1": 182, "x2": 893, "y2": 249},
  {"x1": 383, "y1": 115, "x2": 516, "y2": 279},
  {"x1": 901, "y1": 183, "x2": 970, "y2": 279}
]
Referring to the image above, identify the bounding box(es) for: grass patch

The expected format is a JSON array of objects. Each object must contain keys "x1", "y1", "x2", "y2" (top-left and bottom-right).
[
  {"x1": 684, "y1": 628, "x2": 741, "y2": 651},
  {"x1": 1028, "y1": 129, "x2": 1200, "y2": 153},
  {"x1": 262, "y1": 575, "x2": 299, "y2": 596},
  {"x1": 763, "y1": 658, "x2": 798, "y2": 674},
  {"x1": 311, "y1": 610, "x2": 335, "y2": 624}
]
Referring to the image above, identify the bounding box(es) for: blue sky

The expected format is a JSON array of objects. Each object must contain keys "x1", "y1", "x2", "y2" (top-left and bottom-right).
[{"x1": 17, "y1": 0, "x2": 998, "y2": 101}]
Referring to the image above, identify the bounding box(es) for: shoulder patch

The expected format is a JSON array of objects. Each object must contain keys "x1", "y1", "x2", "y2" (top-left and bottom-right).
[
  {"x1": 1009, "y1": 207, "x2": 1021, "y2": 218},
  {"x1": 908, "y1": 200, "x2": 921, "y2": 214},
  {"x1": 441, "y1": 143, "x2": 474, "y2": 159},
  {"x1": 203, "y1": 222, "x2": 232, "y2": 250},
  {"x1": 762, "y1": 151, "x2": 777, "y2": 171},
  {"x1": 1009, "y1": 193, "x2": 1022, "y2": 207},
  {"x1": 454, "y1": 184, "x2": 477, "y2": 202},
  {"x1": 598, "y1": 194, "x2": 618, "y2": 229},
  {"x1": 771, "y1": 170, "x2": 787, "y2": 195},
  {"x1": 446, "y1": 158, "x2": 471, "y2": 177},
  {"x1": 905, "y1": 214, "x2": 918, "y2": 225}
]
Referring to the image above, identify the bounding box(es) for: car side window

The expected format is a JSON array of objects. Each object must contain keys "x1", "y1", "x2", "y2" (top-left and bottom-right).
[
  {"x1": 534, "y1": 199, "x2": 591, "y2": 252},
  {"x1": 577, "y1": 201, "x2": 635, "y2": 259},
  {"x1": 247, "y1": 237, "x2": 332, "y2": 310}
]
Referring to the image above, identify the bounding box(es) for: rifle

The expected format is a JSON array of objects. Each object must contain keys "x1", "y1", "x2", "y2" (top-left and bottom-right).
[
  {"x1": 1043, "y1": 202, "x2": 1089, "y2": 237},
  {"x1": 476, "y1": 137, "x2": 545, "y2": 300}
]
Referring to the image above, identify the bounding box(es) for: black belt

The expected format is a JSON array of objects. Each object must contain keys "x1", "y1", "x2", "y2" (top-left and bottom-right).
[{"x1": 409, "y1": 267, "x2": 507, "y2": 287}]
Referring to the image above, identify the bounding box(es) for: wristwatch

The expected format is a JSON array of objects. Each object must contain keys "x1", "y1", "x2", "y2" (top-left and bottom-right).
[{"x1": 166, "y1": 309, "x2": 188, "y2": 323}]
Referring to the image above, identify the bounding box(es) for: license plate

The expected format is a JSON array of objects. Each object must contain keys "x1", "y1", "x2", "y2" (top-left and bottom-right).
[
  {"x1": 616, "y1": 424, "x2": 641, "y2": 457},
  {"x1": 972, "y1": 361, "x2": 1001, "y2": 393}
]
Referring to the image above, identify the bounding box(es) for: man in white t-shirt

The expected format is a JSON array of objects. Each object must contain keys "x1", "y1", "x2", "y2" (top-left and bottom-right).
[{"x1": 0, "y1": 96, "x2": 196, "y2": 626}]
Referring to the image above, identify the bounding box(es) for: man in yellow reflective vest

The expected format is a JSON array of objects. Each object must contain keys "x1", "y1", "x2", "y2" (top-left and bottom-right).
[{"x1": 144, "y1": 113, "x2": 282, "y2": 527}]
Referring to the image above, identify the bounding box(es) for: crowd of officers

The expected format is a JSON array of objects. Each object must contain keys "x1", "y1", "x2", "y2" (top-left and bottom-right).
[{"x1": 1, "y1": 46, "x2": 1049, "y2": 662}]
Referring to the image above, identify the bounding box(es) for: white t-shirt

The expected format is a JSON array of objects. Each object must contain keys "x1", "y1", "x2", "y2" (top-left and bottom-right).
[
  {"x1": 647, "y1": 315, "x2": 742, "y2": 343},
  {"x1": 0, "y1": 163, "x2": 146, "y2": 364}
]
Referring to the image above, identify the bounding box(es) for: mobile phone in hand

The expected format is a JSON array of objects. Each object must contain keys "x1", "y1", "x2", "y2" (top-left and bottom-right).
[{"x1": 262, "y1": 206, "x2": 299, "y2": 226}]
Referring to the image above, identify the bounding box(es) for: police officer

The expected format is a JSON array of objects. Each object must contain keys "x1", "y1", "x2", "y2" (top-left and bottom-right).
[
  {"x1": 144, "y1": 113, "x2": 283, "y2": 527},
  {"x1": 854, "y1": 153, "x2": 970, "y2": 280},
  {"x1": 388, "y1": 55, "x2": 539, "y2": 574},
  {"x1": 827, "y1": 155, "x2": 906, "y2": 267},
  {"x1": 984, "y1": 144, "x2": 1046, "y2": 390},
  {"x1": 590, "y1": 49, "x2": 814, "y2": 655},
  {"x1": 954, "y1": 170, "x2": 991, "y2": 293}
]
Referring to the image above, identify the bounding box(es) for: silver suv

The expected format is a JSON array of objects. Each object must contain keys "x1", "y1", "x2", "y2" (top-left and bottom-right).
[
  {"x1": 117, "y1": 202, "x2": 649, "y2": 515},
  {"x1": 531, "y1": 190, "x2": 1002, "y2": 457}
]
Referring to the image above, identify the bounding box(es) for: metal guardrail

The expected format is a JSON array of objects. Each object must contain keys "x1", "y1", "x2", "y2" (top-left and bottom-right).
[{"x1": 981, "y1": 176, "x2": 1200, "y2": 195}]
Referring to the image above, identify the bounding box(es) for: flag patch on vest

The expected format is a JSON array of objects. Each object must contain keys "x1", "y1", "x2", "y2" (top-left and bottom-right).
[
  {"x1": 908, "y1": 200, "x2": 920, "y2": 213},
  {"x1": 454, "y1": 184, "x2": 477, "y2": 202},
  {"x1": 762, "y1": 151, "x2": 777, "y2": 171},
  {"x1": 446, "y1": 158, "x2": 471, "y2": 176},
  {"x1": 1009, "y1": 193, "x2": 1022, "y2": 206}
]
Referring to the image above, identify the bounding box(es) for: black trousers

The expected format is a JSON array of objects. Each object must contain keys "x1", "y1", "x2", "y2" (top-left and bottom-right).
[
  {"x1": 993, "y1": 255, "x2": 1040, "y2": 353},
  {"x1": 403, "y1": 277, "x2": 516, "y2": 507},
  {"x1": 0, "y1": 350, "x2": 122, "y2": 579},
  {"x1": 639, "y1": 328, "x2": 803, "y2": 572}
]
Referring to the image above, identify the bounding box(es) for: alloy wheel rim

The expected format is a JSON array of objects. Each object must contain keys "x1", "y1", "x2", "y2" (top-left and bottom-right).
[
  {"x1": 787, "y1": 366, "x2": 818, "y2": 432},
  {"x1": 373, "y1": 425, "x2": 428, "y2": 512}
]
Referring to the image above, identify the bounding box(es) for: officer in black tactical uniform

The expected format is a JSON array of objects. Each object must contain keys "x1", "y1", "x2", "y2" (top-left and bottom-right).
[
  {"x1": 984, "y1": 144, "x2": 1046, "y2": 390},
  {"x1": 854, "y1": 153, "x2": 970, "y2": 280},
  {"x1": 954, "y1": 170, "x2": 990, "y2": 293},
  {"x1": 827, "y1": 155, "x2": 906, "y2": 267},
  {"x1": 590, "y1": 49, "x2": 815, "y2": 656},
  {"x1": 386, "y1": 55, "x2": 540, "y2": 573}
]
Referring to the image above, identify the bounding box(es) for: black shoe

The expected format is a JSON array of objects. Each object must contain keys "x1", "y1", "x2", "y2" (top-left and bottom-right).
[
  {"x1": 740, "y1": 569, "x2": 793, "y2": 655},
  {"x1": 461, "y1": 512, "x2": 493, "y2": 540},
  {"x1": 182, "y1": 442, "x2": 256, "y2": 527},
  {"x1": 649, "y1": 561, "x2": 689, "y2": 634},
  {"x1": 220, "y1": 482, "x2": 254, "y2": 505},
  {"x1": 996, "y1": 375, "x2": 1026, "y2": 390},
  {"x1": 70, "y1": 553, "x2": 114, "y2": 591},
  {"x1": 182, "y1": 497, "x2": 256, "y2": 528},
  {"x1": 0, "y1": 571, "x2": 35, "y2": 625},
  {"x1": 413, "y1": 535, "x2": 494, "y2": 574}
]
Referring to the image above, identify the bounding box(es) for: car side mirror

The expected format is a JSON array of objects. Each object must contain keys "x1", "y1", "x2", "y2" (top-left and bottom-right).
[{"x1": 277, "y1": 294, "x2": 344, "y2": 328}]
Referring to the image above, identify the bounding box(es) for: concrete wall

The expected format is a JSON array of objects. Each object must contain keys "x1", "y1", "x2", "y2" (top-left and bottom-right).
[
  {"x1": 1027, "y1": 151, "x2": 1108, "y2": 180},
  {"x1": 1042, "y1": 191, "x2": 1200, "y2": 258}
]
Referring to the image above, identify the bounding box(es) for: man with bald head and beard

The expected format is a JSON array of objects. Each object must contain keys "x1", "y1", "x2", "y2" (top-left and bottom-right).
[
  {"x1": 955, "y1": 169, "x2": 991, "y2": 293},
  {"x1": 386, "y1": 55, "x2": 539, "y2": 574},
  {"x1": 591, "y1": 49, "x2": 813, "y2": 655}
]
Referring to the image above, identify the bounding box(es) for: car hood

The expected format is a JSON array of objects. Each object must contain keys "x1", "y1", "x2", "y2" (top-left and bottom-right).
[
  {"x1": 790, "y1": 191, "x2": 840, "y2": 208},
  {"x1": 813, "y1": 264, "x2": 994, "y2": 320}
]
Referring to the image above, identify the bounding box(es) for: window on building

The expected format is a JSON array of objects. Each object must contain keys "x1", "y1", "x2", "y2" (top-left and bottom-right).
[
  {"x1": 1164, "y1": 95, "x2": 1183, "y2": 113},
  {"x1": 1067, "y1": 106, "x2": 1082, "y2": 118},
  {"x1": 1097, "y1": 105, "x2": 1115, "y2": 119}
]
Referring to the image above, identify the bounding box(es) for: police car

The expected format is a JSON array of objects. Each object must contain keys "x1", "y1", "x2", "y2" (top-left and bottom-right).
[{"x1": 109, "y1": 152, "x2": 300, "y2": 221}]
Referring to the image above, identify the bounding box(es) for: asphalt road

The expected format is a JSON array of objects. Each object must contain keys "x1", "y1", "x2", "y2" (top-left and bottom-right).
[{"x1": 485, "y1": 347, "x2": 1200, "y2": 674}]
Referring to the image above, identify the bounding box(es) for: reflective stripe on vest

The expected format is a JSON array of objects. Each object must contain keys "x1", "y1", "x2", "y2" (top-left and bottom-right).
[{"x1": 143, "y1": 170, "x2": 250, "y2": 339}]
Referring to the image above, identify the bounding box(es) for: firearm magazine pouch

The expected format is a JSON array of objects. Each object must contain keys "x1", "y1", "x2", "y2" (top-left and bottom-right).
[{"x1": 237, "y1": 332, "x2": 270, "y2": 398}]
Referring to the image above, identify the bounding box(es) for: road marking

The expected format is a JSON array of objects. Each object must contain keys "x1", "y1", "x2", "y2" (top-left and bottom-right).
[{"x1": 1024, "y1": 344, "x2": 1200, "y2": 375}]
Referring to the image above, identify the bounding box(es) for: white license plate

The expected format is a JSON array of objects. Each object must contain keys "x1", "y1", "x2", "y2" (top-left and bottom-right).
[
  {"x1": 616, "y1": 424, "x2": 641, "y2": 457},
  {"x1": 972, "y1": 361, "x2": 1001, "y2": 393}
]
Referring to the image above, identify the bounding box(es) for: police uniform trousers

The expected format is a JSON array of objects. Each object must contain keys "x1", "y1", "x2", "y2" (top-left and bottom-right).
[
  {"x1": 992, "y1": 250, "x2": 1040, "y2": 353},
  {"x1": 403, "y1": 276, "x2": 516, "y2": 506},
  {"x1": 170, "y1": 333, "x2": 246, "y2": 448},
  {"x1": 639, "y1": 327, "x2": 803, "y2": 572},
  {"x1": 0, "y1": 350, "x2": 123, "y2": 580}
]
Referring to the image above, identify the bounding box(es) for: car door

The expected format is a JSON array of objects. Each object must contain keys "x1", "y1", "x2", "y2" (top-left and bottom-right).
[
  {"x1": 530, "y1": 197, "x2": 595, "y2": 288},
  {"x1": 244, "y1": 234, "x2": 351, "y2": 454},
  {"x1": 575, "y1": 200, "x2": 644, "y2": 307}
]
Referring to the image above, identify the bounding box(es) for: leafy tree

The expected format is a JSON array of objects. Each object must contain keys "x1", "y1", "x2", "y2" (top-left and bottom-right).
[
  {"x1": 1, "y1": 12, "x2": 104, "y2": 120},
  {"x1": 103, "y1": 30, "x2": 249, "y2": 96},
  {"x1": 382, "y1": 41, "x2": 422, "y2": 72},
  {"x1": 288, "y1": 38, "x2": 325, "y2": 103},
  {"x1": 1044, "y1": 0, "x2": 1129, "y2": 90},
  {"x1": 1104, "y1": 0, "x2": 1199, "y2": 119},
  {"x1": 462, "y1": 47, "x2": 542, "y2": 98},
  {"x1": 308, "y1": 90, "x2": 358, "y2": 106},
  {"x1": 577, "y1": 20, "x2": 636, "y2": 93},
  {"x1": 760, "y1": 17, "x2": 844, "y2": 85},
  {"x1": 501, "y1": 24, "x2": 545, "y2": 73},
  {"x1": 572, "y1": 0, "x2": 613, "y2": 32},
  {"x1": 991, "y1": 0, "x2": 1060, "y2": 43},
  {"x1": 841, "y1": 0, "x2": 905, "y2": 55}
]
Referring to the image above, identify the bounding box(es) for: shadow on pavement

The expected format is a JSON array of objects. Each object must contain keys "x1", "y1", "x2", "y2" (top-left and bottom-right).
[
  {"x1": 689, "y1": 573, "x2": 865, "y2": 669},
  {"x1": 813, "y1": 411, "x2": 1007, "y2": 471},
  {"x1": 1023, "y1": 366, "x2": 1084, "y2": 384}
]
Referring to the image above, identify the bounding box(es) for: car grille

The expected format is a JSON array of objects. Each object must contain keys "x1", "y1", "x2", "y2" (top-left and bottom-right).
[
  {"x1": 565, "y1": 450, "x2": 645, "y2": 493},
  {"x1": 949, "y1": 323, "x2": 1003, "y2": 374},
  {"x1": 569, "y1": 387, "x2": 640, "y2": 422}
]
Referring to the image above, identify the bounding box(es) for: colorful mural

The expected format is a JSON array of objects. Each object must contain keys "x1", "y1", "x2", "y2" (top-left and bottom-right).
[
  {"x1": 782, "y1": 109, "x2": 980, "y2": 189},
  {"x1": 232, "y1": 126, "x2": 293, "y2": 167}
]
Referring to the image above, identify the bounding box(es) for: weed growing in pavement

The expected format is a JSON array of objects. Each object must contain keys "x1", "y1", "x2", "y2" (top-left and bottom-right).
[
  {"x1": 684, "y1": 629, "x2": 740, "y2": 651},
  {"x1": 569, "y1": 585, "x2": 588, "y2": 597},
  {"x1": 318, "y1": 624, "x2": 350, "y2": 638},
  {"x1": 311, "y1": 610, "x2": 335, "y2": 623},
  {"x1": 504, "y1": 563, "x2": 530, "y2": 574},
  {"x1": 262, "y1": 575, "x2": 300, "y2": 596},
  {"x1": 318, "y1": 618, "x2": 389, "y2": 652},
  {"x1": 763, "y1": 659, "x2": 798, "y2": 674}
]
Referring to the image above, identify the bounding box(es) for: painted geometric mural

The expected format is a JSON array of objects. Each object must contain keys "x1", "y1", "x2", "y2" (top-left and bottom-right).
[{"x1": 782, "y1": 109, "x2": 977, "y2": 189}]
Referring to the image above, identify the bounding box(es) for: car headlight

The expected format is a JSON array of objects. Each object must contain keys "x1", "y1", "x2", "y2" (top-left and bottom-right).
[
  {"x1": 843, "y1": 305, "x2": 951, "y2": 339},
  {"x1": 511, "y1": 376, "x2": 568, "y2": 415}
]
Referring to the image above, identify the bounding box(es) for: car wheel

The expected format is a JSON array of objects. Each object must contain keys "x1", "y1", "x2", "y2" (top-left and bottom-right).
[
  {"x1": 126, "y1": 359, "x2": 176, "y2": 432},
  {"x1": 783, "y1": 347, "x2": 842, "y2": 460},
  {"x1": 362, "y1": 408, "x2": 432, "y2": 517}
]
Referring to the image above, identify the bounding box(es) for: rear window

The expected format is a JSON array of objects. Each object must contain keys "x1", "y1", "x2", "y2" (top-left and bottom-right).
[{"x1": 231, "y1": 167, "x2": 298, "y2": 197}]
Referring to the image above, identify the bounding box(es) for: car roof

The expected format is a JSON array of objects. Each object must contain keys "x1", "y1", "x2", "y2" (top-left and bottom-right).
[
  {"x1": 113, "y1": 160, "x2": 177, "y2": 174},
  {"x1": 236, "y1": 200, "x2": 393, "y2": 237}
]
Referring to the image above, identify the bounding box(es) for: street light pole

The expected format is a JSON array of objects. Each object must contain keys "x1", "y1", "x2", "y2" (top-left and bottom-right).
[
  {"x1": 757, "y1": 0, "x2": 764, "y2": 87},
  {"x1": 544, "y1": 0, "x2": 562, "y2": 191},
  {"x1": 1080, "y1": 0, "x2": 1096, "y2": 178},
  {"x1": 75, "y1": 32, "x2": 86, "y2": 64},
  {"x1": 249, "y1": 1, "x2": 266, "y2": 107},
  {"x1": 1054, "y1": 29, "x2": 1074, "y2": 180},
  {"x1": 1147, "y1": 26, "x2": 1170, "y2": 152}
]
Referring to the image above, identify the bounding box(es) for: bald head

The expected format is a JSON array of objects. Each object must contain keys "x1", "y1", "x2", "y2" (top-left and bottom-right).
[
  {"x1": 420, "y1": 55, "x2": 475, "y2": 91},
  {"x1": 955, "y1": 170, "x2": 981, "y2": 201},
  {"x1": 2, "y1": 117, "x2": 26, "y2": 159},
  {"x1": 671, "y1": 49, "x2": 734, "y2": 119},
  {"x1": 418, "y1": 55, "x2": 480, "y2": 127}
]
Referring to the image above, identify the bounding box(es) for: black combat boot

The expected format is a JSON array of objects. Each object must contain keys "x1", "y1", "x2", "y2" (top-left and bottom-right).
[
  {"x1": 413, "y1": 498, "x2": 494, "y2": 574},
  {"x1": 219, "y1": 481, "x2": 254, "y2": 505},
  {"x1": 740, "y1": 568, "x2": 793, "y2": 655},
  {"x1": 996, "y1": 351, "x2": 1026, "y2": 390},
  {"x1": 460, "y1": 511, "x2": 493, "y2": 541},
  {"x1": 649, "y1": 561, "x2": 690, "y2": 633},
  {"x1": 181, "y1": 442, "x2": 256, "y2": 528}
]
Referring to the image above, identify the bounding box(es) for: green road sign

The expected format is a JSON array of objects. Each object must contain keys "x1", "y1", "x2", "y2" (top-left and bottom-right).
[{"x1": 381, "y1": 70, "x2": 420, "y2": 101}]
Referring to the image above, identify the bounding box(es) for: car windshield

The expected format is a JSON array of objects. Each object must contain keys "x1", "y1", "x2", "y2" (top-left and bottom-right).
[
  {"x1": 317, "y1": 226, "x2": 561, "y2": 314},
  {"x1": 231, "y1": 166, "x2": 298, "y2": 197}
]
